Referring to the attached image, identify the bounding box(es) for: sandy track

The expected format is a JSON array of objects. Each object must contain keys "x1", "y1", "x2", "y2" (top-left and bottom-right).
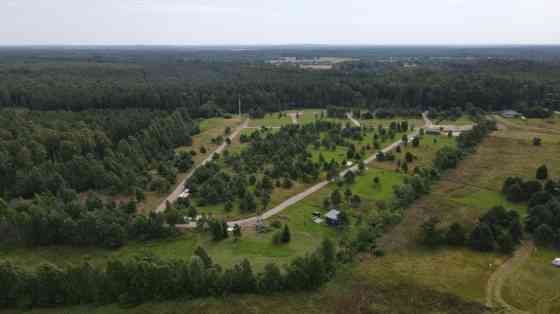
[
  {"x1": 346, "y1": 112, "x2": 361, "y2": 127},
  {"x1": 155, "y1": 119, "x2": 249, "y2": 213},
  {"x1": 485, "y1": 242, "x2": 534, "y2": 314}
]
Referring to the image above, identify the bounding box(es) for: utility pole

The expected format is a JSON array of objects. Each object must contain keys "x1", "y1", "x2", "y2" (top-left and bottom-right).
[{"x1": 238, "y1": 95, "x2": 242, "y2": 119}]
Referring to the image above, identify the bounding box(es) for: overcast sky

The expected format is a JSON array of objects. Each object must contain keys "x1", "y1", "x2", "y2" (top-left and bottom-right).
[{"x1": 2, "y1": 0, "x2": 559, "y2": 45}]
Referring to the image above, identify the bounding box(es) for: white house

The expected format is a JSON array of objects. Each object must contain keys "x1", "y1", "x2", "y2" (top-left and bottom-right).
[{"x1": 179, "y1": 189, "x2": 190, "y2": 199}]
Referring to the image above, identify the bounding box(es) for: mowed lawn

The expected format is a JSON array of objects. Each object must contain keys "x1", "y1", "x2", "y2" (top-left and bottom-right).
[
  {"x1": 248, "y1": 112, "x2": 293, "y2": 127},
  {"x1": 435, "y1": 115, "x2": 476, "y2": 126},
  {"x1": 297, "y1": 109, "x2": 326, "y2": 124},
  {"x1": 359, "y1": 117, "x2": 425, "y2": 129}
]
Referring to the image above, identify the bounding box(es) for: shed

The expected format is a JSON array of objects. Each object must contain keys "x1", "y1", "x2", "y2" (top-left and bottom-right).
[
  {"x1": 325, "y1": 209, "x2": 341, "y2": 226},
  {"x1": 179, "y1": 188, "x2": 191, "y2": 199},
  {"x1": 426, "y1": 127, "x2": 441, "y2": 135},
  {"x1": 501, "y1": 110, "x2": 521, "y2": 118}
]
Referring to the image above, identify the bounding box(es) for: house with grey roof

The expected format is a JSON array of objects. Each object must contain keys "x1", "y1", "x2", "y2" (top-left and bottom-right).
[{"x1": 325, "y1": 209, "x2": 341, "y2": 226}]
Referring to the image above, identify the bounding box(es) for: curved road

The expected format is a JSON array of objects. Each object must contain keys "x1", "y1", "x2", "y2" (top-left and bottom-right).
[{"x1": 485, "y1": 241, "x2": 534, "y2": 314}]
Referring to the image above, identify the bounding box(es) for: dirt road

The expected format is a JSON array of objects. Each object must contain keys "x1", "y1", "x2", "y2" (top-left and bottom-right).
[
  {"x1": 288, "y1": 112, "x2": 302, "y2": 124},
  {"x1": 347, "y1": 112, "x2": 361, "y2": 127},
  {"x1": 208, "y1": 128, "x2": 419, "y2": 228},
  {"x1": 155, "y1": 119, "x2": 249, "y2": 213},
  {"x1": 485, "y1": 242, "x2": 534, "y2": 314}
]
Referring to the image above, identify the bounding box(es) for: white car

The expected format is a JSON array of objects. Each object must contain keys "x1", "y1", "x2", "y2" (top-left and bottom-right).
[{"x1": 552, "y1": 258, "x2": 560, "y2": 267}]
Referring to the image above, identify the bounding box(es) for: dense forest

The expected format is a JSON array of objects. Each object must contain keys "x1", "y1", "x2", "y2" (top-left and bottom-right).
[
  {"x1": 0, "y1": 108, "x2": 197, "y2": 199},
  {"x1": 0, "y1": 47, "x2": 559, "y2": 115},
  {"x1": 0, "y1": 107, "x2": 199, "y2": 248}
]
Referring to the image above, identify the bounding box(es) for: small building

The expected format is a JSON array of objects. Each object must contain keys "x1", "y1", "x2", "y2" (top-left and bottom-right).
[
  {"x1": 325, "y1": 209, "x2": 341, "y2": 226},
  {"x1": 426, "y1": 127, "x2": 441, "y2": 135},
  {"x1": 552, "y1": 258, "x2": 560, "y2": 267},
  {"x1": 179, "y1": 189, "x2": 190, "y2": 199},
  {"x1": 501, "y1": 110, "x2": 521, "y2": 118}
]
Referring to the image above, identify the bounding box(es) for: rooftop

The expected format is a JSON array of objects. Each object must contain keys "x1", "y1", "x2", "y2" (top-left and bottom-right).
[{"x1": 325, "y1": 209, "x2": 340, "y2": 220}]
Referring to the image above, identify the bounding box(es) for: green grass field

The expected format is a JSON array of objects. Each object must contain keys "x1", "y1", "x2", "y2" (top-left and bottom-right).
[
  {"x1": 435, "y1": 115, "x2": 476, "y2": 126},
  {"x1": 297, "y1": 109, "x2": 325, "y2": 124},
  {"x1": 502, "y1": 247, "x2": 560, "y2": 312},
  {"x1": 248, "y1": 112, "x2": 293, "y2": 127},
  {"x1": 359, "y1": 117, "x2": 425, "y2": 129}
]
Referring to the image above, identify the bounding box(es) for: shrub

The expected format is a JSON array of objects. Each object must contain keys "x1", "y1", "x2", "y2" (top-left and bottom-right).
[
  {"x1": 536, "y1": 165, "x2": 548, "y2": 180},
  {"x1": 446, "y1": 223, "x2": 466, "y2": 246}
]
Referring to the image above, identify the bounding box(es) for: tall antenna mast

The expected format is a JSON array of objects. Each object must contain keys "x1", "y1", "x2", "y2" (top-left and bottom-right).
[{"x1": 238, "y1": 95, "x2": 242, "y2": 118}]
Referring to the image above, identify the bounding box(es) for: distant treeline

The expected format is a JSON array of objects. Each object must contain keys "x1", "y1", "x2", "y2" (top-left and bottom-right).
[{"x1": 1, "y1": 55, "x2": 559, "y2": 114}]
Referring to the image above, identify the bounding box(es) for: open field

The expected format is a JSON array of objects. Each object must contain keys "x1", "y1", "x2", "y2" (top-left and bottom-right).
[
  {"x1": 379, "y1": 123, "x2": 560, "y2": 251},
  {"x1": 502, "y1": 247, "x2": 560, "y2": 313},
  {"x1": 248, "y1": 112, "x2": 293, "y2": 127},
  {"x1": 359, "y1": 117, "x2": 425, "y2": 129},
  {"x1": 297, "y1": 109, "x2": 325, "y2": 124},
  {"x1": 371, "y1": 117, "x2": 560, "y2": 313},
  {"x1": 435, "y1": 115, "x2": 476, "y2": 126},
  {"x1": 359, "y1": 247, "x2": 503, "y2": 304},
  {"x1": 496, "y1": 115, "x2": 560, "y2": 132}
]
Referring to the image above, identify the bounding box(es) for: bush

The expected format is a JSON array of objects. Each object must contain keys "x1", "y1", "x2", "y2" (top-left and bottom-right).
[
  {"x1": 536, "y1": 165, "x2": 548, "y2": 180},
  {"x1": 421, "y1": 217, "x2": 445, "y2": 247},
  {"x1": 281, "y1": 225, "x2": 291, "y2": 243},
  {"x1": 272, "y1": 231, "x2": 283, "y2": 245},
  {"x1": 446, "y1": 223, "x2": 466, "y2": 246},
  {"x1": 469, "y1": 223, "x2": 495, "y2": 252}
]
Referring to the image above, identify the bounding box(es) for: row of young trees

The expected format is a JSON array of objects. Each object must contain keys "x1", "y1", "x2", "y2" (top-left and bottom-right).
[
  {"x1": 0, "y1": 240, "x2": 337, "y2": 309},
  {"x1": 421, "y1": 206, "x2": 523, "y2": 254}
]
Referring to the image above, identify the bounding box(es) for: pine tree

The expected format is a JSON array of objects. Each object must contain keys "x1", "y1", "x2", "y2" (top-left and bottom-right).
[
  {"x1": 536, "y1": 165, "x2": 548, "y2": 180},
  {"x1": 281, "y1": 225, "x2": 291, "y2": 243}
]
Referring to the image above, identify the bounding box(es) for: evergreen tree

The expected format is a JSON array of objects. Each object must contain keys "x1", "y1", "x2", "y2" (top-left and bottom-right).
[
  {"x1": 194, "y1": 246, "x2": 213, "y2": 269},
  {"x1": 281, "y1": 225, "x2": 291, "y2": 243},
  {"x1": 470, "y1": 223, "x2": 495, "y2": 251},
  {"x1": 536, "y1": 165, "x2": 548, "y2": 180},
  {"x1": 446, "y1": 222, "x2": 466, "y2": 246}
]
